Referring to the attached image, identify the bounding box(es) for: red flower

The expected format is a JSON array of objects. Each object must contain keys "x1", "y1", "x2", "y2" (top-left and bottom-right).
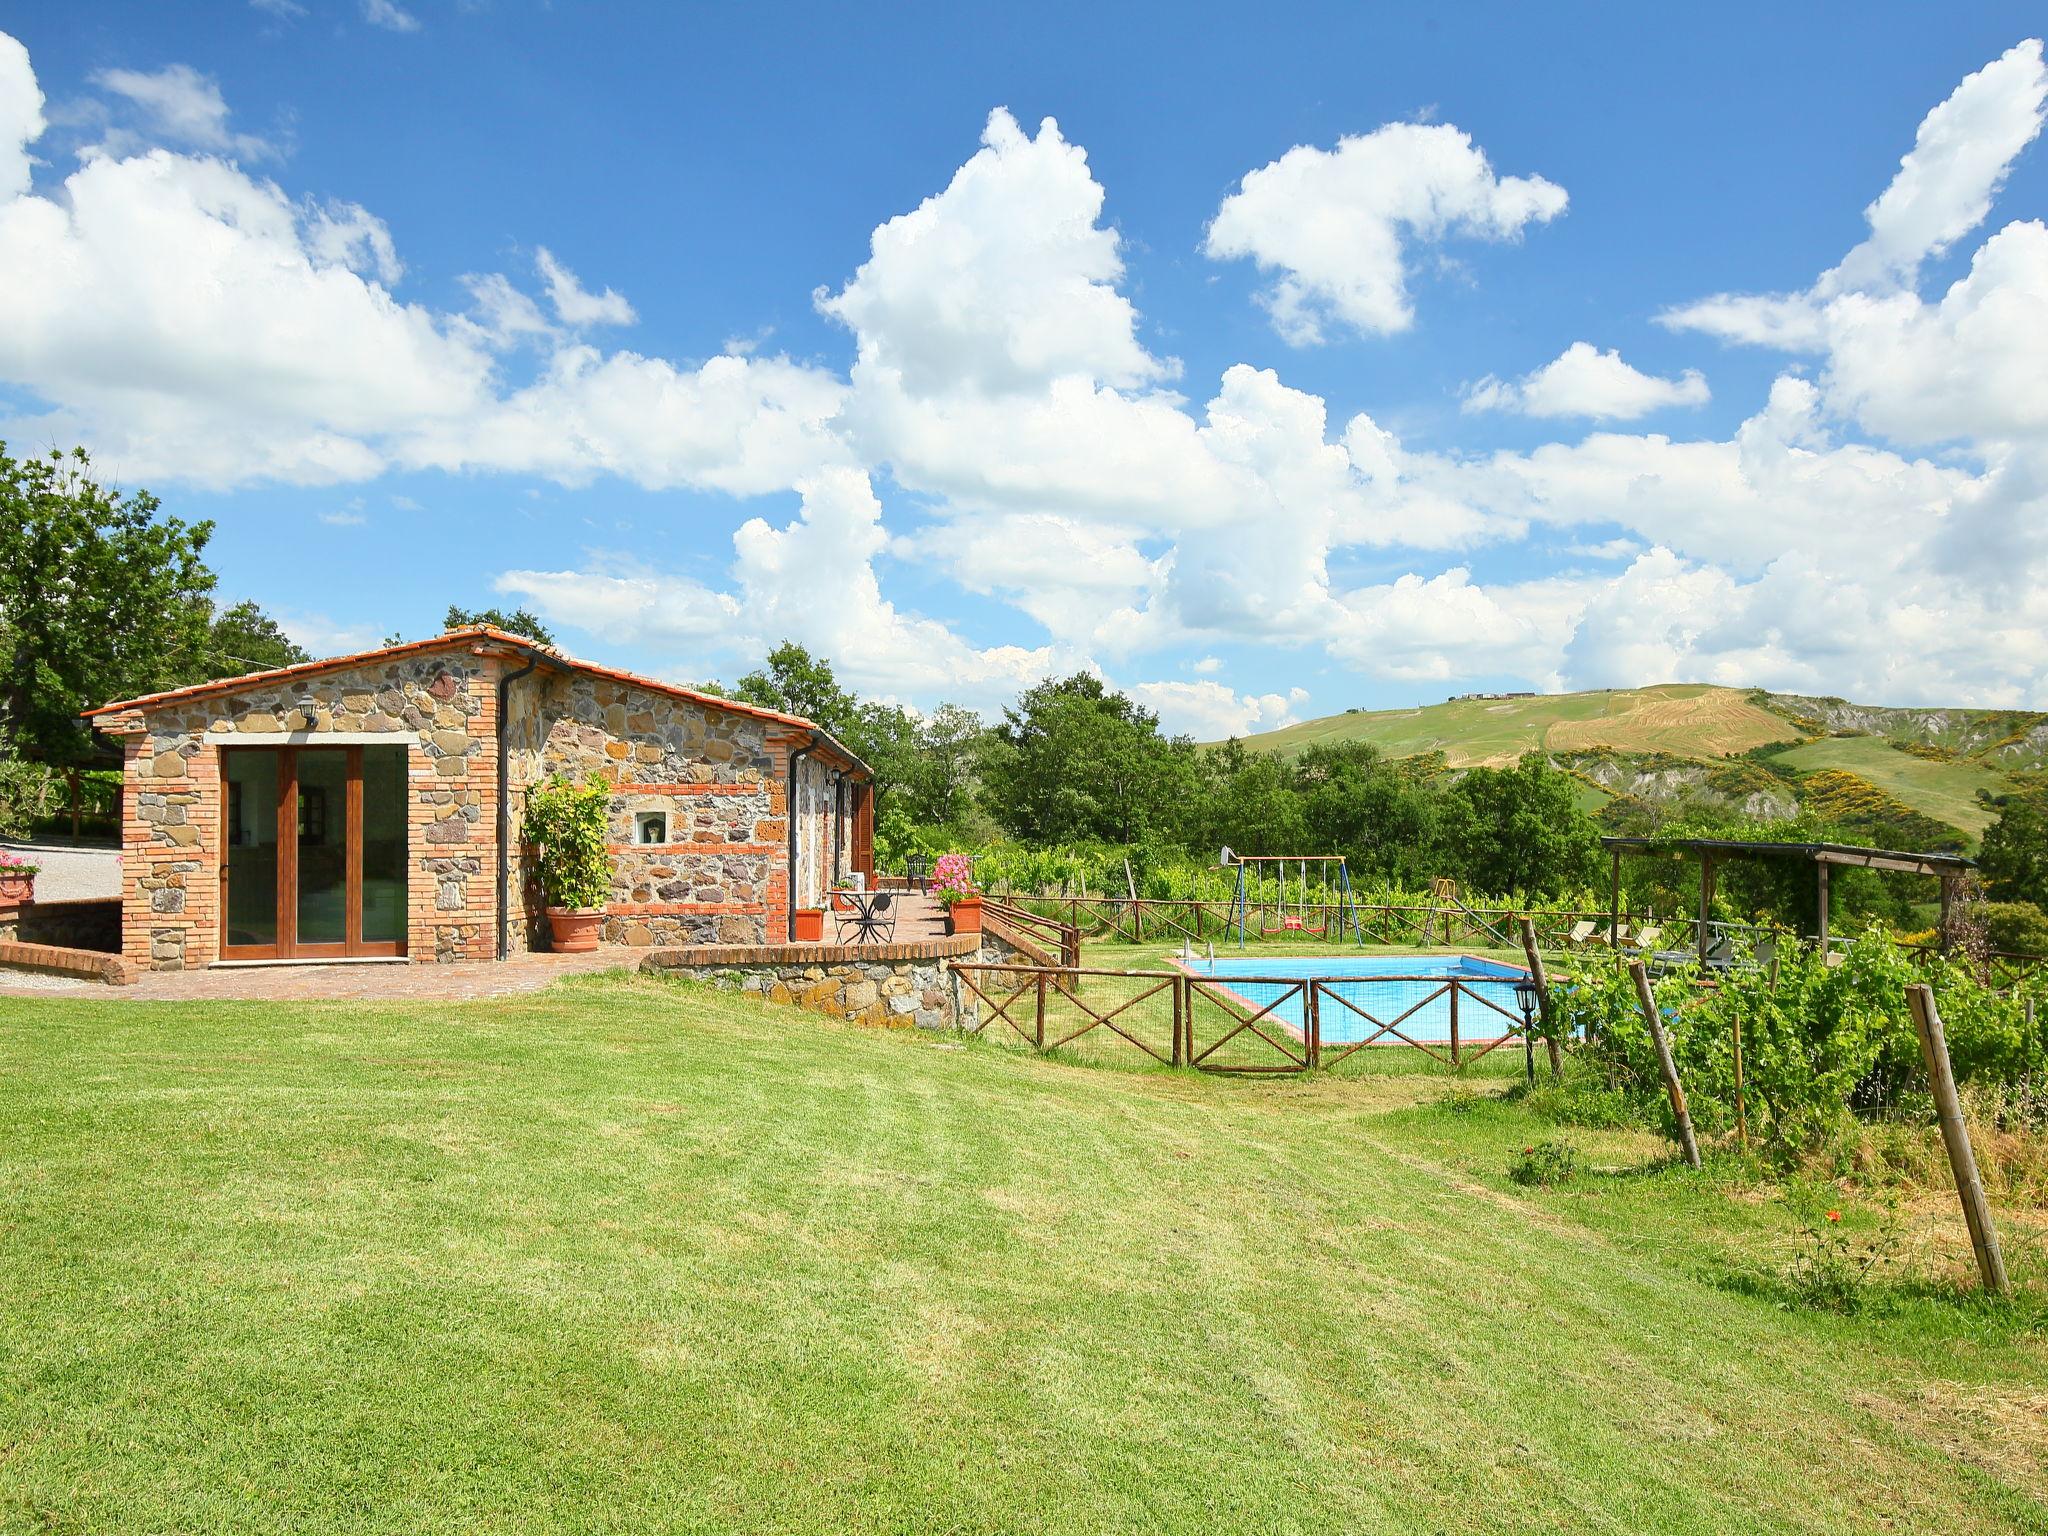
[
  {"x1": 1523, "y1": 1146, "x2": 1534, "y2": 1155},
  {"x1": 1826, "y1": 1210, "x2": 1841, "y2": 1223}
]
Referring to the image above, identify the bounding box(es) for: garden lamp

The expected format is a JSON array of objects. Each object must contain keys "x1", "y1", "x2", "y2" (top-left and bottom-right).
[{"x1": 1513, "y1": 976, "x2": 1539, "y2": 1085}]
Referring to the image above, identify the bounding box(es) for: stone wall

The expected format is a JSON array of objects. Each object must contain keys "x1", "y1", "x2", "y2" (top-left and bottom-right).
[
  {"x1": 102, "y1": 636, "x2": 861, "y2": 971},
  {"x1": 100, "y1": 648, "x2": 505, "y2": 970},
  {"x1": 528, "y1": 670, "x2": 785, "y2": 949},
  {"x1": 724, "y1": 956, "x2": 956, "y2": 1029},
  {"x1": 643, "y1": 929, "x2": 1017, "y2": 1031},
  {"x1": 0, "y1": 898, "x2": 121, "y2": 952}
]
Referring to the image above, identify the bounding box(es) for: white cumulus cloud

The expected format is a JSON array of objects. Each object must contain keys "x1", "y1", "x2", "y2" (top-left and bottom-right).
[
  {"x1": 1205, "y1": 122, "x2": 1567, "y2": 344},
  {"x1": 537, "y1": 247, "x2": 636, "y2": 327},
  {"x1": 1463, "y1": 343, "x2": 1709, "y2": 420},
  {"x1": 90, "y1": 63, "x2": 277, "y2": 161},
  {"x1": 1126, "y1": 680, "x2": 1310, "y2": 740}
]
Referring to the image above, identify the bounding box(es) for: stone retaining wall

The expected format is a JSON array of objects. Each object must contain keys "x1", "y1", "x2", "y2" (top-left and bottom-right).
[
  {"x1": 641, "y1": 929, "x2": 1021, "y2": 1031},
  {"x1": 0, "y1": 898, "x2": 120, "y2": 952}
]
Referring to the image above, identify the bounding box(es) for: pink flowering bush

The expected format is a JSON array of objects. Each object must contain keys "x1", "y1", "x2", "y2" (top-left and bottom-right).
[
  {"x1": 930, "y1": 854, "x2": 980, "y2": 907},
  {"x1": 0, "y1": 849, "x2": 40, "y2": 881}
]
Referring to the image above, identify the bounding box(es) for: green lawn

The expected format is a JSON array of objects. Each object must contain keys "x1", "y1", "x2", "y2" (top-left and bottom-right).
[{"x1": 3, "y1": 974, "x2": 2045, "y2": 1533}]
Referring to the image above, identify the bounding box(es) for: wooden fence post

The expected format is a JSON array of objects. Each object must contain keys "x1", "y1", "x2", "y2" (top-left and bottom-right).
[
  {"x1": 1517, "y1": 916, "x2": 1563, "y2": 1079},
  {"x1": 1172, "y1": 973, "x2": 1185, "y2": 1067},
  {"x1": 1449, "y1": 982, "x2": 1461, "y2": 1068},
  {"x1": 1906, "y1": 985, "x2": 2008, "y2": 1296},
  {"x1": 1306, "y1": 982, "x2": 1321, "y2": 1071},
  {"x1": 1731, "y1": 1015, "x2": 1749, "y2": 1152},
  {"x1": 1630, "y1": 960, "x2": 1701, "y2": 1169},
  {"x1": 1034, "y1": 971, "x2": 1047, "y2": 1051}
]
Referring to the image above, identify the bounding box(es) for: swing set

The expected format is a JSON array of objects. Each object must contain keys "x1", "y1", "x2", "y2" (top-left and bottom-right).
[{"x1": 1222, "y1": 850, "x2": 1364, "y2": 948}]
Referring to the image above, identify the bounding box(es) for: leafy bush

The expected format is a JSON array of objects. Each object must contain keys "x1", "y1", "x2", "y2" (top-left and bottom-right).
[
  {"x1": 1554, "y1": 930, "x2": 2048, "y2": 1153},
  {"x1": 1777, "y1": 1181, "x2": 1901, "y2": 1313},
  {"x1": 0, "y1": 756, "x2": 63, "y2": 840},
  {"x1": 1978, "y1": 900, "x2": 2048, "y2": 957},
  {"x1": 520, "y1": 776, "x2": 612, "y2": 910},
  {"x1": 1508, "y1": 1138, "x2": 1580, "y2": 1187}
]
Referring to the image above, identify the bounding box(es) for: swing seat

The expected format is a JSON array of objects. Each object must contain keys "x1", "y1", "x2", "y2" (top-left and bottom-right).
[{"x1": 1263, "y1": 915, "x2": 1324, "y2": 935}]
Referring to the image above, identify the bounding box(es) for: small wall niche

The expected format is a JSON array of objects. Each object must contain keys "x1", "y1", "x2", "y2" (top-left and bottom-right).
[{"x1": 634, "y1": 811, "x2": 669, "y2": 845}]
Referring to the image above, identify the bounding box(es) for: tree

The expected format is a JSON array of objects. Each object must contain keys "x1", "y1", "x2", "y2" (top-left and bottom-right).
[
  {"x1": 1437, "y1": 756, "x2": 1602, "y2": 898},
  {"x1": 1190, "y1": 740, "x2": 1306, "y2": 857},
  {"x1": 444, "y1": 604, "x2": 557, "y2": 646},
  {"x1": 732, "y1": 642, "x2": 933, "y2": 802},
  {"x1": 1979, "y1": 791, "x2": 2048, "y2": 909},
  {"x1": 904, "y1": 703, "x2": 987, "y2": 827},
  {"x1": 0, "y1": 446, "x2": 215, "y2": 764},
  {"x1": 734, "y1": 641, "x2": 856, "y2": 736},
  {"x1": 1295, "y1": 742, "x2": 1443, "y2": 884},
  {"x1": 194, "y1": 600, "x2": 310, "y2": 679},
  {"x1": 981, "y1": 673, "x2": 1195, "y2": 845}
]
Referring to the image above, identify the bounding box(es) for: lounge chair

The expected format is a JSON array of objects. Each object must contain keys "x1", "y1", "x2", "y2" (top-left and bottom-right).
[
  {"x1": 1628, "y1": 925, "x2": 1663, "y2": 953},
  {"x1": 1565, "y1": 920, "x2": 1597, "y2": 946}
]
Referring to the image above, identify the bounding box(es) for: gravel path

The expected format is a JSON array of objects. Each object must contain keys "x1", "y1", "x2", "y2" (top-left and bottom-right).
[{"x1": 1, "y1": 840, "x2": 120, "y2": 902}]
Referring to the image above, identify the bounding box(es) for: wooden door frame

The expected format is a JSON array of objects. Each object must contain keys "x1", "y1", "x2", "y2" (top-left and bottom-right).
[{"x1": 218, "y1": 744, "x2": 408, "y2": 961}]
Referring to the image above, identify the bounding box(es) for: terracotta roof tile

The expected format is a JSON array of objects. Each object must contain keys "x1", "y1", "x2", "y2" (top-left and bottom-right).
[{"x1": 85, "y1": 626, "x2": 871, "y2": 775}]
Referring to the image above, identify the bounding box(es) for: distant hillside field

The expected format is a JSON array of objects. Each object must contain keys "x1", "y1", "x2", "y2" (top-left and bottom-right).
[
  {"x1": 1238, "y1": 685, "x2": 1803, "y2": 767},
  {"x1": 1228, "y1": 684, "x2": 2044, "y2": 848},
  {"x1": 1771, "y1": 735, "x2": 2010, "y2": 838}
]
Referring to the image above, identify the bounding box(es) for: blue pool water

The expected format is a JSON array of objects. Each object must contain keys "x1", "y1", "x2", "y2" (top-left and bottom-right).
[{"x1": 1178, "y1": 954, "x2": 1529, "y2": 1046}]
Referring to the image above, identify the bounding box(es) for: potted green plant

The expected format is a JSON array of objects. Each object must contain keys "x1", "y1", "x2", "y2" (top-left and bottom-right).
[
  {"x1": 0, "y1": 849, "x2": 38, "y2": 905},
  {"x1": 932, "y1": 854, "x2": 982, "y2": 936},
  {"x1": 521, "y1": 776, "x2": 612, "y2": 953}
]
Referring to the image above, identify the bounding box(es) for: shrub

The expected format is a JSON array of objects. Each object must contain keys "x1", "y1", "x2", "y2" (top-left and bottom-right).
[
  {"x1": 0, "y1": 756, "x2": 63, "y2": 841},
  {"x1": 1978, "y1": 900, "x2": 2048, "y2": 957},
  {"x1": 1508, "y1": 1138, "x2": 1579, "y2": 1187},
  {"x1": 1777, "y1": 1181, "x2": 1901, "y2": 1313},
  {"x1": 1554, "y1": 930, "x2": 2048, "y2": 1154},
  {"x1": 521, "y1": 776, "x2": 612, "y2": 909}
]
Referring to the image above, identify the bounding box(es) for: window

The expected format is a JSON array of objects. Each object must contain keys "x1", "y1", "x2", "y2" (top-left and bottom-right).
[{"x1": 634, "y1": 811, "x2": 669, "y2": 845}]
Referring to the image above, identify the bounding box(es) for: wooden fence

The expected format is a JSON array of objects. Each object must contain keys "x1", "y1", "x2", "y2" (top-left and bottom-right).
[
  {"x1": 949, "y1": 961, "x2": 1535, "y2": 1075},
  {"x1": 979, "y1": 898, "x2": 1082, "y2": 970},
  {"x1": 988, "y1": 892, "x2": 2048, "y2": 977}
]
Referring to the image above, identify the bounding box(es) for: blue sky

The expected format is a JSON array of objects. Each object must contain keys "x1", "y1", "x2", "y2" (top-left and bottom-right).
[{"x1": 3, "y1": 4, "x2": 2047, "y2": 733}]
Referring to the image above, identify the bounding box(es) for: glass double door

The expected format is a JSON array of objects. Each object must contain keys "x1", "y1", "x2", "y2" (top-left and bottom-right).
[{"x1": 221, "y1": 746, "x2": 407, "y2": 959}]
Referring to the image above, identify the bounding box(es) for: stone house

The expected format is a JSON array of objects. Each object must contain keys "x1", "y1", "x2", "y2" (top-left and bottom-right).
[{"x1": 88, "y1": 627, "x2": 873, "y2": 972}]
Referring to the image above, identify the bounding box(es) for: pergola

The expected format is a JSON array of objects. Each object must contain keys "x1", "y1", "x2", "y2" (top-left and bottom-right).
[{"x1": 1599, "y1": 835, "x2": 1978, "y2": 961}]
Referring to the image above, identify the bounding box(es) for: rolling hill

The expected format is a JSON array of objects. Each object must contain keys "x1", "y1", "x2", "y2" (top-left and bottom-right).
[{"x1": 1228, "y1": 684, "x2": 2045, "y2": 848}]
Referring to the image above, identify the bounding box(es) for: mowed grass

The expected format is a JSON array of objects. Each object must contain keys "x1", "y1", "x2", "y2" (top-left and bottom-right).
[
  {"x1": 3, "y1": 975, "x2": 2046, "y2": 1534},
  {"x1": 1775, "y1": 734, "x2": 2018, "y2": 839},
  {"x1": 1234, "y1": 684, "x2": 1801, "y2": 766}
]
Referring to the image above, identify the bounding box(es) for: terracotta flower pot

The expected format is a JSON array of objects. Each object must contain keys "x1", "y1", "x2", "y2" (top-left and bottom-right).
[
  {"x1": 546, "y1": 906, "x2": 604, "y2": 953},
  {"x1": 828, "y1": 889, "x2": 857, "y2": 913},
  {"x1": 792, "y1": 908, "x2": 825, "y2": 942},
  {"x1": 945, "y1": 896, "x2": 982, "y2": 936},
  {"x1": 0, "y1": 872, "x2": 32, "y2": 905}
]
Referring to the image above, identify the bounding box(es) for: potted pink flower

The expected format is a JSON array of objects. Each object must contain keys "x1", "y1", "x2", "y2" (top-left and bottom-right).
[
  {"x1": 0, "y1": 850, "x2": 38, "y2": 906},
  {"x1": 932, "y1": 854, "x2": 982, "y2": 936}
]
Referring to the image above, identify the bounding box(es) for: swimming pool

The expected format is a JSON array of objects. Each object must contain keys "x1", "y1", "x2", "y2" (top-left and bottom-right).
[{"x1": 1175, "y1": 953, "x2": 1529, "y2": 1046}]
